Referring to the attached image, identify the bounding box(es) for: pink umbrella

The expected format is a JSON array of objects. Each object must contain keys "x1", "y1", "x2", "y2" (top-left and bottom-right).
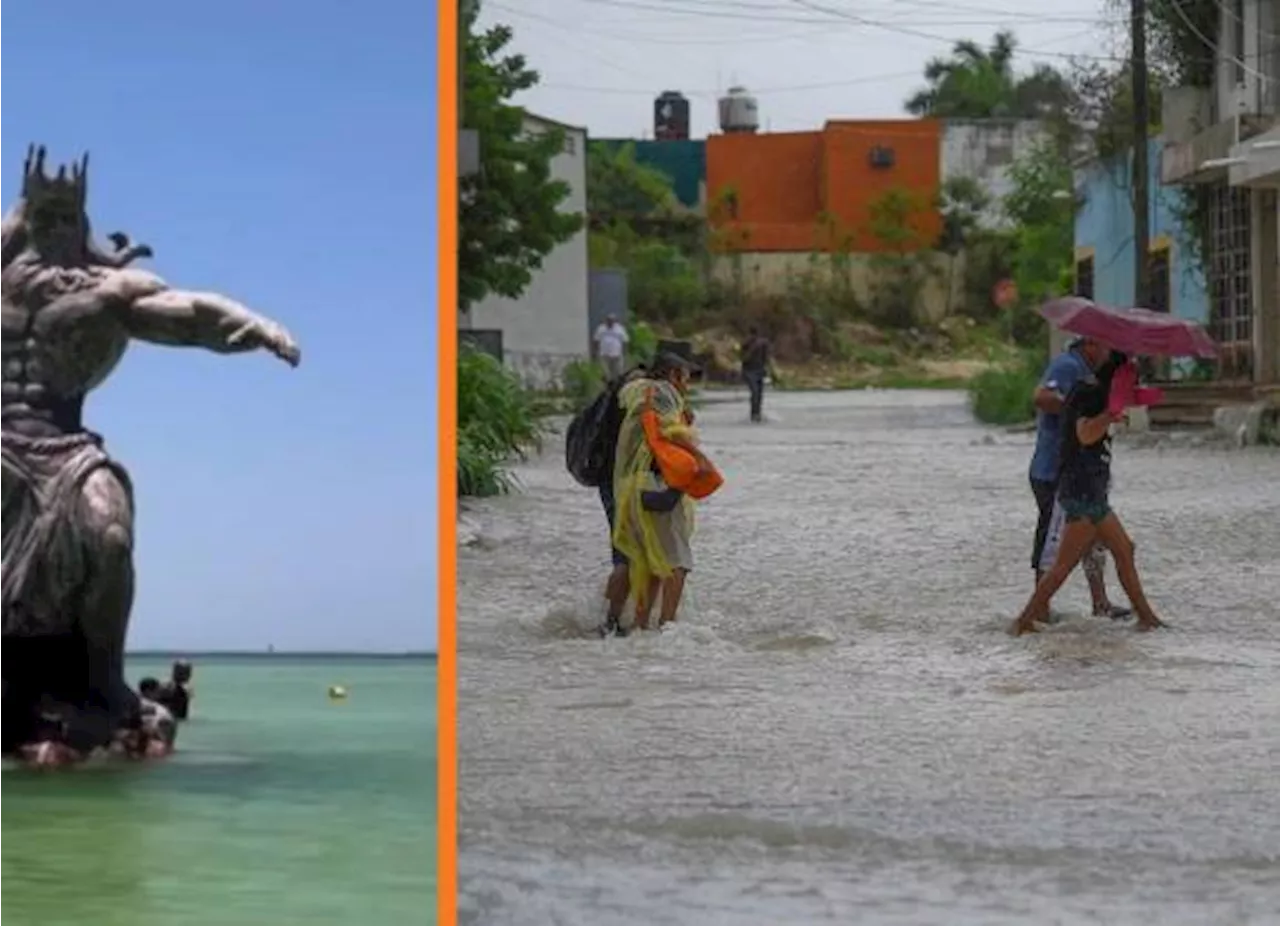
[{"x1": 1039, "y1": 297, "x2": 1218, "y2": 359}]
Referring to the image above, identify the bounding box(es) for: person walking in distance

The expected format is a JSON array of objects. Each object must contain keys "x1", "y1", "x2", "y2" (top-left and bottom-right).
[
  {"x1": 1028, "y1": 337, "x2": 1131, "y2": 619},
  {"x1": 740, "y1": 326, "x2": 772, "y2": 423},
  {"x1": 593, "y1": 314, "x2": 629, "y2": 382}
]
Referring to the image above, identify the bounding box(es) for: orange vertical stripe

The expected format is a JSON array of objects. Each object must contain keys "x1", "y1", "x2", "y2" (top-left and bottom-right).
[{"x1": 436, "y1": 0, "x2": 459, "y2": 923}]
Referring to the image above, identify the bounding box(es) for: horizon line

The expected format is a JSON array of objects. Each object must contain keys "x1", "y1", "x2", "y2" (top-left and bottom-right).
[{"x1": 126, "y1": 650, "x2": 438, "y2": 659}]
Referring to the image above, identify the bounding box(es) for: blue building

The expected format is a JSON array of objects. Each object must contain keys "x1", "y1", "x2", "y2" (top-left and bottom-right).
[{"x1": 1073, "y1": 137, "x2": 1208, "y2": 325}]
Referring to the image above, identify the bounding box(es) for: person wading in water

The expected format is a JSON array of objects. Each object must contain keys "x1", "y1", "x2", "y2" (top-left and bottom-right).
[
  {"x1": 1011, "y1": 369, "x2": 1166, "y2": 636},
  {"x1": 597, "y1": 366, "x2": 647, "y2": 637},
  {"x1": 1029, "y1": 337, "x2": 1131, "y2": 619},
  {"x1": 612, "y1": 352, "x2": 720, "y2": 630}
]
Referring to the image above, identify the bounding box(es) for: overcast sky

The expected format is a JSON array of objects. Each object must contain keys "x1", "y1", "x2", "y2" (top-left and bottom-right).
[{"x1": 480, "y1": 0, "x2": 1128, "y2": 138}]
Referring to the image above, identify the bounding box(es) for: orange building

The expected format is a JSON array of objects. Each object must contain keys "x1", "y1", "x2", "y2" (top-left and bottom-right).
[{"x1": 705, "y1": 119, "x2": 943, "y2": 254}]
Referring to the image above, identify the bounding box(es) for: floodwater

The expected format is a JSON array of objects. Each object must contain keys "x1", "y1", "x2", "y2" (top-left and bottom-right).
[{"x1": 457, "y1": 389, "x2": 1280, "y2": 926}]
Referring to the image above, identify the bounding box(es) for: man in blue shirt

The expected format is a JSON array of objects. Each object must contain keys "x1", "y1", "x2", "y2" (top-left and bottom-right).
[{"x1": 1028, "y1": 338, "x2": 1131, "y2": 618}]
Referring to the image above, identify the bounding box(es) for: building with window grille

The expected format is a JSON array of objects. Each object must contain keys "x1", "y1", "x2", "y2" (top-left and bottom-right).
[{"x1": 1160, "y1": 0, "x2": 1279, "y2": 387}]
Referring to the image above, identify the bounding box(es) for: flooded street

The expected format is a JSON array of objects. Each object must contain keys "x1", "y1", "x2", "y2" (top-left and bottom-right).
[{"x1": 458, "y1": 389, "x2": 1280, "y2": 926}]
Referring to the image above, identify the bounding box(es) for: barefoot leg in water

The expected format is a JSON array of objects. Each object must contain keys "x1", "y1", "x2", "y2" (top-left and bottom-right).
[
  {"x1": 658, "y1": 569, "x2": 688, "y2": 626},
  {"x1": 598, "y1": 563, "x2": 630, "y2": 636},
  {"x1": 1083, "y1": 544, "x2": 1132, "y2": 618},
  {"x1": 604, "y1": 564, "x2": 629, "y2": 624},
  {"x1": 635, "y1": 577, "x2": 661, "y2": 630},
  {"x1": 1094, "y1": 513, "x2": 1166, "y2": 631},
  {"x1": 1011, "y1": 518, "x2": 1097, "y2": 636}
]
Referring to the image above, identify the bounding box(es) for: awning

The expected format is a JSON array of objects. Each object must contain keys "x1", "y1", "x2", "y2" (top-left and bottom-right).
[
  {"x1": 1228, "y1": 127, "x2": 1280, "y2": 188},
  {"x1": 1161, "y1": 114, "x2": 1278, "y2": 185}
]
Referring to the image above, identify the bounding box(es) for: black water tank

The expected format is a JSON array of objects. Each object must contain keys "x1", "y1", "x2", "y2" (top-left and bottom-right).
[{"x1": 654, "y1": 91, "x2": 690, "y2": 141}]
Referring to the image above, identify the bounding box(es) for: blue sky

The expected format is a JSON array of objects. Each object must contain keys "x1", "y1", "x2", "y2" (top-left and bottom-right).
[{"x1": 2, "y1": 0, "x2": 438, "y2": 652}]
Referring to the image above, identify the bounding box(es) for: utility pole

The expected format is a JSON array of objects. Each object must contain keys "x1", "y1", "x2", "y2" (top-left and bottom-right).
[
  {"x1": 1131, "y1": 0, "x2": 1151, "y2": 309},
  {"x1": 459, "y1": 0, "x2": 480, "y2": 178}
]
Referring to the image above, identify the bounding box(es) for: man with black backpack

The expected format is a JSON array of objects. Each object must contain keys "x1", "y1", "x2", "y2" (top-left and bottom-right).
[{"x1": 565, "y1": 364, "x2": 647, "y2": 635}]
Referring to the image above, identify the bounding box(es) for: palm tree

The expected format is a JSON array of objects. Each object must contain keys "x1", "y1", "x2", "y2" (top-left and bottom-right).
[{"x1": 905, "y1": 31, "x2": 1067, "y2": 120}]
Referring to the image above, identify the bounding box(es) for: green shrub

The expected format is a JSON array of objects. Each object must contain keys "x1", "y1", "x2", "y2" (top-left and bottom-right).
[
  {"x1": 850, "y1": 343, "x2": 900, "y2": 368},
  {"x1": 456, "y1": 345, "x2": 543, "y2": 497},
  {"x1": 627, "y1": 320, "x2": 659, "y2": 364},
  {"x1": 867, "y1": 255, "x2": 927, "y2": 330},
  {"x1": 968, "y1": 351, "x2": 1043, "y2": 426},
  {"x1": 959, "y1": 230, "x2": 1017, "y2": 322},
  {"x1": 627, "y1": 240, "x2": 705, "y2": 322},
  {"x1": 562, "y1": 358, "x2": 605, "y2": 412}
]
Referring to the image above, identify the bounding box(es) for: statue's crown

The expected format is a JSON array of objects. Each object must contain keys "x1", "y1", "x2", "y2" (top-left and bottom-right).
[{"x1": 22, "y1": 145, "x2": 88, "y2": 211}]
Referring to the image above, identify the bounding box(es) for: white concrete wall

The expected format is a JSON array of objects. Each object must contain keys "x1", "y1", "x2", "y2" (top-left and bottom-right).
[
  {"x1": 707, "y1": 250, "x2": 961, "y2": 323},
  {"x1": 1162, "y1": 86, "x2": 1215, "y2": 144},
  {"x1": 941, "y1": 120, "x2": 1050, "y2": 228},
  {"x1": 465, "y1": 115, "x2": 589, "y2": 390},
  {"x1": 1217, "y1": 0, "x2": 1273, "y2": 119}
]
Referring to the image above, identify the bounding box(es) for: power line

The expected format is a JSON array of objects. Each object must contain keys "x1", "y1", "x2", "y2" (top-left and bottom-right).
[
  {"x1": 537, "y1": 69, "x2": 927, "y2": 96},
  {"x1": 552, "y1": 0, "x2": 1106, "y2": 28},
  {"x1": 787, "y1": 0, "x2": 1135, "y2": 63},
  {"x1": 592, "y1": 0, "x2": 1116, "y2": 25},
  {"x1": 487, "y1": 1, "x2": 1127, "y2": 132},
  {"x1": 488, "y1": 1, "x2": 830, "y2": 44},
  {"x1": 495, "y1": 0, "x2": 1120, "y2": 60},
  {"x1": 1167, "y1": 0, "x2": 1277, "y2": 83},
  {"x1": 489, "y1": 0, "x2": 1109, "y2": 94}
]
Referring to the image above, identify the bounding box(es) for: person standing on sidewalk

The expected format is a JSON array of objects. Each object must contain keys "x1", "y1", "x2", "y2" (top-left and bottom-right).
[
  {"x1": 593, "y1": 314, "x2": 629, "y2": 382},
  {"x1": 740, "y1": 326, "x2": 772, "y2": 423},
  {"x1": 1029, "y1": 337, "x2": 1131, "y2": 619}
]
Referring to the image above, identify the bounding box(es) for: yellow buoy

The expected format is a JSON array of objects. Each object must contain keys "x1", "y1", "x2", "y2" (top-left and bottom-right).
[{"x1": 328, "y1": 685, "x2": 348, "y2": 701}]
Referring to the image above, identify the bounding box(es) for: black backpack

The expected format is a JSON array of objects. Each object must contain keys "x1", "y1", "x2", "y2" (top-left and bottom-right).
[{"x1": 565, "y1": 374, "x2": 630, "y2": 488}]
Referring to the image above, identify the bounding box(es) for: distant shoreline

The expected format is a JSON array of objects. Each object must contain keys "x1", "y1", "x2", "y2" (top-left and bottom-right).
[{"x1": 126, "y1": 651, "x2": 437, "y2": 660}]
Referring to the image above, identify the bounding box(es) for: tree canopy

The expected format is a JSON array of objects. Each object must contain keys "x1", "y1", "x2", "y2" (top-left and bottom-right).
[
  {"x1": 459, "y1": 10, "x2": 583, "y2": 310},
  {"x1": 586, "y1": 142, "x2": 678, "y2": 219},
  {"x1": 904, "y1": 31, "x2": 1072, "y2": 120}
]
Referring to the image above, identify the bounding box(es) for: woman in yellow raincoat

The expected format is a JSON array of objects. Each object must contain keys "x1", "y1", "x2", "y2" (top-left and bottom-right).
[{"x1": 611, "y1": 353, "x2": 723, "y2": 630}]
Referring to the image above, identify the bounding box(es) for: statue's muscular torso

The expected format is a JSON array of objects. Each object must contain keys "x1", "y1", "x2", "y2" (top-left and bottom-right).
[{"x1": 1, "y1": 260, "x2": 136, "y2": 438}]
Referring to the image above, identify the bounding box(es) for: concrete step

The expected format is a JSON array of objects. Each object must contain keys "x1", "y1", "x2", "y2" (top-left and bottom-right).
[
  {"x1": 1148, "y1": 384, "x2": 1256, "y2": 430},
  {"x1": 1154, "y1": 383, "x2": 1257, "y2": 405},
  {"x1": 1149, "y1": 411, "x2": 1216, "y2": 429}
]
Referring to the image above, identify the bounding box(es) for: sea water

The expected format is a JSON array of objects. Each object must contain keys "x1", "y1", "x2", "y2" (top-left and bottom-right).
[{"x1": 2, "y1": 655, "x2": 437, "y2": 926}]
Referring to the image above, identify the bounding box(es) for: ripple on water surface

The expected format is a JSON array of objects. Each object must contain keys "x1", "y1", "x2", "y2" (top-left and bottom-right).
[{"x1": 459, "y1": 390, "x2": 1280, "y2": 925}]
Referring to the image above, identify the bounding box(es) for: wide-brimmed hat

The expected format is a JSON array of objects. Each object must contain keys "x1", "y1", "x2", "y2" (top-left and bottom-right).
[{"x1": 649, "y1": 351, "x2": 701, "y2": 377}]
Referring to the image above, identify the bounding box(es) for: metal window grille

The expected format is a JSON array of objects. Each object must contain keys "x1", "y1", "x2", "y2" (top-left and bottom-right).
[{"x1": 1208, "y1": 184, "x2": 1254, "y2": 381}]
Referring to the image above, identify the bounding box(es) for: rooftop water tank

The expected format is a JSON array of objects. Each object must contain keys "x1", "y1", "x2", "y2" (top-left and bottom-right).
[
  {"x1": 718, "y1": 86, "x2": 759, "y2": 135},
  {"x1": 654, "y1": 91, "x2": 691, "y2": 141}
]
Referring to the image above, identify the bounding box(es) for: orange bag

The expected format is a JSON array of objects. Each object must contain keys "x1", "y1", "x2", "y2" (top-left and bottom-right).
[{"x1": 640, "y1": 408, "x2": 724, "y2": 500}]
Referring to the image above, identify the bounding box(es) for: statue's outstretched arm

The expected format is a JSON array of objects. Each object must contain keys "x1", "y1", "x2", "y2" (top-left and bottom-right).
[{"x1": 117, "y1": 276, "x2": 299, "y2": 366}]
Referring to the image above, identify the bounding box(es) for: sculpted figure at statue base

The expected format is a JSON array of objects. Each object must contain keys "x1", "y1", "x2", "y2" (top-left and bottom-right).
[{"x1": 2, "y1": 146, "x2": 300, "y2": 762}]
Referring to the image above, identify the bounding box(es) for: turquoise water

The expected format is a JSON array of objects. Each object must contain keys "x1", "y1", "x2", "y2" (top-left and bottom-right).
[{"x1": 2, "y1": 656, "x2": 437, "y2": 926}]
